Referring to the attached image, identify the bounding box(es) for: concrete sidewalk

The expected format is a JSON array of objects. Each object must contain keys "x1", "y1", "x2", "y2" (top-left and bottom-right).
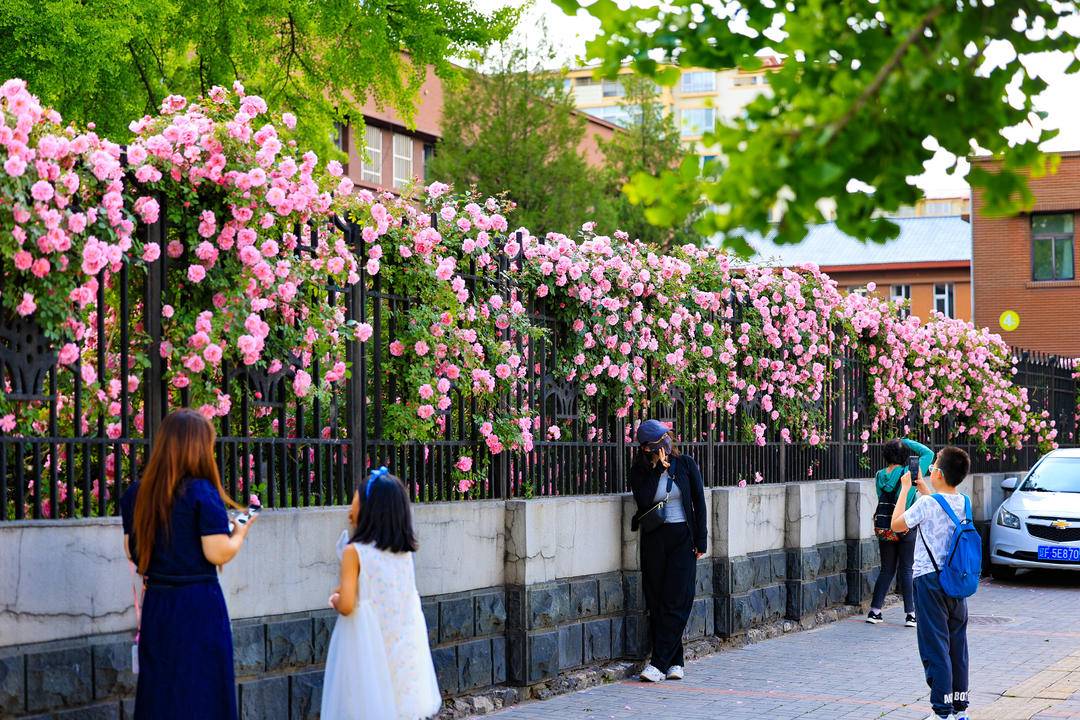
[{"x1": 489, "y1": 571, "x2": 1080, "y2": 719}]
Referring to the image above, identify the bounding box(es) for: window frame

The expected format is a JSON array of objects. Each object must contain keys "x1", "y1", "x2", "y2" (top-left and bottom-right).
[
  {"x1": 890, "y1": 284, "x2": 911, "y2": 318},
  {"x1": 360, "y1": 125, "x2": 382, "y2": 185},
  {"x1": 680, "y1": 71, "x2": 716, "y2": 94},
  {"x1": 601, "y1": 78, "x2": 625, "y2": 97},
  {"x1": 679, "y1": 107, "x2": 715, "y2": 138},
  {"x1": 933, "y1": 283, "x2": 955, "y2": 318},
  {"x1": 333, "y1": 121, "x2": 348, "y2": 153},
  {"x1": 1031, "y1": 212, "x2": 1075, "y2": 282},
  {"x1": 392, "y1": 133, "x2": 414, "y2": 189}
]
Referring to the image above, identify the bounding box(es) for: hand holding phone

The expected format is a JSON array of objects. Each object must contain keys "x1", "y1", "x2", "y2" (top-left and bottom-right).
[
  {"x1": 229, "y1": 496, "x2": 262, "y2": 533},
  {"x1": 907, "y1": 455, "x2": 921, "y2": 480}
]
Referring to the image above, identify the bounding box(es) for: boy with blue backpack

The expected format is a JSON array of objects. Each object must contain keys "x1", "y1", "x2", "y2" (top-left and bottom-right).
[{"x1": 891, "y1": 446, "x2": 981, "y2": 720}]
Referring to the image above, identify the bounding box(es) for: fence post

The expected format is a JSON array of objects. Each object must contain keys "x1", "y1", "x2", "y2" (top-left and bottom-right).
[
  {"x1": 143, "y1": 195, "x2": 166, "y2": 442},
  {"x1": 344, "y1": 220, "x2": 366, "y2": 492}
]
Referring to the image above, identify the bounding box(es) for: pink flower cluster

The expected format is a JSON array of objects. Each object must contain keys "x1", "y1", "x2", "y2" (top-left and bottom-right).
[{"x1": 125, "y1": 87, "x2": 359, "y2": 414}]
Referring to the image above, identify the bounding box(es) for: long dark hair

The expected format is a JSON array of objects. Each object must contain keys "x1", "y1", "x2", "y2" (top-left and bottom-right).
[
  {"x1": 351, "y1": 472, "x2": 418, "y2": 553},
  {"x1": 134, "y1": 409, "x2": 239, "y2": 573}
]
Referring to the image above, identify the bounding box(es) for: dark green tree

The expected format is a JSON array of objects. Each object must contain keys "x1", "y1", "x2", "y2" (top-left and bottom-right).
[
  {"x1": 428, "y1": 36, "x2": 611, "y2": 234},
  {"x1": 554, "y1": 0, "x2": 1079, "y2": 254},
  {"x1": 598, "y1": 75, "x2": 699, "y2": 249},
  {"x1": 0, "y1": 0, "x2": 517, "y2": 154}
]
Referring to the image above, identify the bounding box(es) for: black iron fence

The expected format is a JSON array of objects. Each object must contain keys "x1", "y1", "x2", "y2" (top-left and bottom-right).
[{"x1": 1, "y1": 206, "x2": 1077, "y2": 520}]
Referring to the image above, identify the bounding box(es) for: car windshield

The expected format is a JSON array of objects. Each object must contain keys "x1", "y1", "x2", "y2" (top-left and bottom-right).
[{"x1": 1021, "y1": 457, "x2": 1080, "y2": 493}]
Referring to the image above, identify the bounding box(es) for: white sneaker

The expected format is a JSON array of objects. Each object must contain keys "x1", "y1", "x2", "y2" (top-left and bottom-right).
[
  {"x1": 905, "y1": 613, "x2": 918, "y2": 628},
  {"x1": 922, "y1": 714, "x2": 954, "y2": 720},
  {"x1": 955, "y1": 713, "x2": 970, "y2": 719},
  {"x1": 639, "y1": 664, "x2": 665, "y2": 683},
  {"x1": 666, "y1": 665, "x2": 684, "y2": 680}
]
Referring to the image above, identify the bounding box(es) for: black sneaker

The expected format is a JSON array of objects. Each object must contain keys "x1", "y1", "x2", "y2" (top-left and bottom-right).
[
  {"x1": 866, "y1": 611, "x2": 884, "y2": 624},
  {"x1": 905, "y1": 613, "x2": 917, "y2": 628}
]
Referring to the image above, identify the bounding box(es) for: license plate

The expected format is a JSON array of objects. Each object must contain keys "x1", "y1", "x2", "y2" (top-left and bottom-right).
[{"x1": 1038, "y1": 545, "x2": 1080, "y2": 562}]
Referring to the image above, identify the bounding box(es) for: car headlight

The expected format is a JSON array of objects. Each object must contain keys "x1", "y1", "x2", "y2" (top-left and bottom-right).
[{"x1": 997, "y1": 507, "x2": 1021, "y2": 530}]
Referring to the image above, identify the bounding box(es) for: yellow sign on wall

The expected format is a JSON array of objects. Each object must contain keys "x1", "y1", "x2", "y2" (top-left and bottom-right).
[{"x1": 999, "y1": 310, "x2": 1020, "y2": 332}]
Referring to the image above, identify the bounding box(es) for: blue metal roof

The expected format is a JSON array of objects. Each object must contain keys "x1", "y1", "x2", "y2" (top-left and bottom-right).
[{"x1": 733, "y1": 216, "x2": 971, "y2": 267}]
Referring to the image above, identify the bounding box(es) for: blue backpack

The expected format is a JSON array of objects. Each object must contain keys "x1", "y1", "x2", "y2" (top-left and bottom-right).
[{"x1": 919, "y1": 494, "x2": 982, "y2": 598}]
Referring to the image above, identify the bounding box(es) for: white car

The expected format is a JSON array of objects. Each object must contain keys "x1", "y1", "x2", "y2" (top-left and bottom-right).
[{"x1": 989, "y1": 448, "x2": 1080, "y2": 579}]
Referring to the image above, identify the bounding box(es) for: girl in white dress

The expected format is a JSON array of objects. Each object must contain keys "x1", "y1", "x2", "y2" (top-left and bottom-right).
[{"x1": 321, "y1": 467, "x2": 442, "y2": 720}]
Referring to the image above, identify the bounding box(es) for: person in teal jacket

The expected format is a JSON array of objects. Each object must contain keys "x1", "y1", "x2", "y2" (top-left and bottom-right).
[{"x1": 867, "y1": 438, "x2": 934, "y2": 627}]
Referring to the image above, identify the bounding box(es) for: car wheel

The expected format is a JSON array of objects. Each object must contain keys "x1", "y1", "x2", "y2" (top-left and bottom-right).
[{"x1": 990, "y1": 564, "x2": 1017, "y2": 581}]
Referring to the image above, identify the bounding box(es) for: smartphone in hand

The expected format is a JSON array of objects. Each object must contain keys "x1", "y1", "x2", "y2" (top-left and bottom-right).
[{"x1": 907, "y1": 455, "x2": 920, "y2": 480}]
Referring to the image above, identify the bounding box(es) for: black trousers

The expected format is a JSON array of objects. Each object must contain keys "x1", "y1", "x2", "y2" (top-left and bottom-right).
[
  {"x1": 640, "y1": 522, "x2": 696, "y2": 673},
  {"x1": 871, "y1": 534, "x2": 916, "y2": 613}
]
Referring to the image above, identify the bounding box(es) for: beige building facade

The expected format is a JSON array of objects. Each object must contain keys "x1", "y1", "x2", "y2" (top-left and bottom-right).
[{"x1": 564, "y1": 58, "x2": 779, "y2": 160}]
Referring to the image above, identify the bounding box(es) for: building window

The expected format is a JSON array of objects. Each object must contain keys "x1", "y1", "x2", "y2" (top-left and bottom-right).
[
  {"x1": 891, "y1": 284, "x2": 910, "y2": 318},
  {"x1": 601, "y1": 78, "x2": 625, "y2": 97},
  {"x1": 360, "y1": 125, "x2": 382, "y2": 185},
  {"x1": 587, "y1": 105, "x2": 639, "y2": 128},
  {"x1": 848, "y1": 286, "x2": 868, "y2": 297},
  {"x1": 680, "y1": 71, "x2": 716, "y2": 93},
  {"x1": 392, "y1": 133, "x2": 413, "y2": 188},
  {"x1": 679, "y1": 107, "x2": 715, "y2": 138},
  {"x1": 1032, "y1": 213, "x2": 1075, "y2": 281},
  {"x1": 575, "y1": 76, "x2": 596, "y2": 86},
  {"x1": 423, "y1": 143, "x2": 435, "y2": 182},
  {"x1": 733, "y1": 73, "x2": 767, "y2": 87},
  {"x1": 921, "y1": 200, "x2": 954, "y2": 216},
  {"x1": 333, "y1": 122, "x2": 348, "y2": 153},
  {"x1": 934, "y1": 283, "x2": 954, "y2": 318}
]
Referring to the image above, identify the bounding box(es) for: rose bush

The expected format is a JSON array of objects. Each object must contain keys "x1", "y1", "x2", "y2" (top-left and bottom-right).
[
  {"x1": 338, "y1": 184, "x2": 539, "y2": 496},
  {"x1": 0, "y1": 79, "x2": 1068, "y2": 517},
  {"x1": 125, "y1": 85, "x2": 359, "y2": 421}
]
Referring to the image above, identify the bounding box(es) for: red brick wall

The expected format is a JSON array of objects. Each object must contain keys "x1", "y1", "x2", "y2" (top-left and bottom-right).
[
  {"x1": 825, "y1": 266, "x2": 971, "y2": 322},
  {"x1": 972, "y1": 153, "x2": 1080, "y2": 356},
  {"x1": 343, "y1": 65, "x2": 618, "y2": 194}
]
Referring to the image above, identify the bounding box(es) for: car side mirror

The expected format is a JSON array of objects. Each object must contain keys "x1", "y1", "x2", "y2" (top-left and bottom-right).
[{"x1": 1001, "y1": 477, "x2": 1018, "y2": 492}]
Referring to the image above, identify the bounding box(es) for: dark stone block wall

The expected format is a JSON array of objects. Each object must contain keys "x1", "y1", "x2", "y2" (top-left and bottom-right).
[
  {"x1": 0, "y1": 547, "x2": 881, "y2": 718},
  {"x1": 714, "y1": 550, "x2": 788, "y2": 636},
  {"x1": 423, "y1": 588, "x2": 507, "y2": 695},
  {"x1": 504, "y1": 571, "x2": 625, "y2": 685}
]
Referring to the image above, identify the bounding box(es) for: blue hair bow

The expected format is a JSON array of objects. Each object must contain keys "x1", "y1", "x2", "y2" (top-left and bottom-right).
[{"x1": 365, "y1": 466, "x2": 389, "y2": 499}]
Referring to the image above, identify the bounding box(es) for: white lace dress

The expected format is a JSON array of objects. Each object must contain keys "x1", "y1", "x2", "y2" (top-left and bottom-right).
[{"x1": 321, "y1": 538, "x2": 442, "y2": 720}]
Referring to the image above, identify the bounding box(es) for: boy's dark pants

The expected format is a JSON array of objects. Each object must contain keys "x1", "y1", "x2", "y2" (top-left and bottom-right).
[{"x1": 914, "y1": 572, "x2": 969, "y2": 717}]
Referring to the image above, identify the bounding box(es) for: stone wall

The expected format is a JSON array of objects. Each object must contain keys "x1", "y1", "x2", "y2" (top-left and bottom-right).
[{"x1": 1, "y1": 475, "x2": 1015, "y2": 718}]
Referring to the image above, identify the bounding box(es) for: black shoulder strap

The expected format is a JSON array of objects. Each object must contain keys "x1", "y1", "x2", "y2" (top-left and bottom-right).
[
  {"x1": 918, "y1": 526, "x2": 940, "y2": 573},
  {"x1": 665, "y1": 463, "x2": 675, "y2": 493}
]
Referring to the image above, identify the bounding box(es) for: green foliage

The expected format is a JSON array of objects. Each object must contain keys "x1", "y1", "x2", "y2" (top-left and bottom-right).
[
  {"x1": 553, "y1": 0, "x2": 1079, "y2": 252},
  {"x1": 0, "y1": 0, "x2": 517, "y2": 155},
  {"x1": 598, "y1": 75, "x2": 701, "y2": 249},
  {"x1": 428, "y1": 35, "x2": 611, "y2": 234}
]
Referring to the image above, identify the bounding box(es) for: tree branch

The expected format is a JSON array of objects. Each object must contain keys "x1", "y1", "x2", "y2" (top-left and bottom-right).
[
  {"x1": 127, "y1": 41, "x2": 157, "y2": 114},
  {"x1": 825, "y1": 4, "x2": 945, "y2": 141}
]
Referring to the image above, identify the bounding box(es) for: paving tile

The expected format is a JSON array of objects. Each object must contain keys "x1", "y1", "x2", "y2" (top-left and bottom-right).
[{"x1": 491, "y1": 572, "x2": 1080, "y2": 720}]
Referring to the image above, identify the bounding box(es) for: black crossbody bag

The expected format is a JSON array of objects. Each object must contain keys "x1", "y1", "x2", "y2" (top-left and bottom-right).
[{"x1": 637, "y1": 468, "x2": 675, "y2": 534}]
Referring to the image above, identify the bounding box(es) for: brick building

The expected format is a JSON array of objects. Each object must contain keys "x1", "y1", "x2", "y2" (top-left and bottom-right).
[
  {"x1": 339, "y1": 64, "x2": 618, "y2": 194},
  {"x1": 971, "y1": 152, "x2": 1080, "y2": 356},
  {"x1": 739, "y1": 215, "x2": 972, "y2": 322}
]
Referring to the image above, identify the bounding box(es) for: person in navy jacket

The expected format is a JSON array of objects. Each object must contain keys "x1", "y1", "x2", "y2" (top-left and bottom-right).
[{"x1": 629, "y1": 419, "x2": 707, "y2": 683}]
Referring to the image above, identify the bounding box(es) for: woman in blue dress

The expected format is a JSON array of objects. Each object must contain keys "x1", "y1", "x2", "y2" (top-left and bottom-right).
[{"x1": 120, "y1": 409, "x2": 256, "y2": 720}]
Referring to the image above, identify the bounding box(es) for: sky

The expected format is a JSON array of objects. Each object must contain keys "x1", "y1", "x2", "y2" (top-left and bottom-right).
[{"x1": 473, "y1": 0, "x2": 1080, "y2": 199}]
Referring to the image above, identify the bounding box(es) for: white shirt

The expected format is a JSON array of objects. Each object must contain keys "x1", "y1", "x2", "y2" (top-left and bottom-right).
[{"x1": 902, "y1": 493, "x2": 970, "y2": 579}]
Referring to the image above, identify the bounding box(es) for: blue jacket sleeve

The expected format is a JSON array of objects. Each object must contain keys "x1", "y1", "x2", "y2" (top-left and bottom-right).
[{"x1": 903, "y1": 438, "x2": 935, "y2": 475}]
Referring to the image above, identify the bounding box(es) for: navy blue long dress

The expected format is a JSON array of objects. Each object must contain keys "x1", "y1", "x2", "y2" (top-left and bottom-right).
[{"x1": 120, "y1": 478, "x2": 237, "y2": 720}]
